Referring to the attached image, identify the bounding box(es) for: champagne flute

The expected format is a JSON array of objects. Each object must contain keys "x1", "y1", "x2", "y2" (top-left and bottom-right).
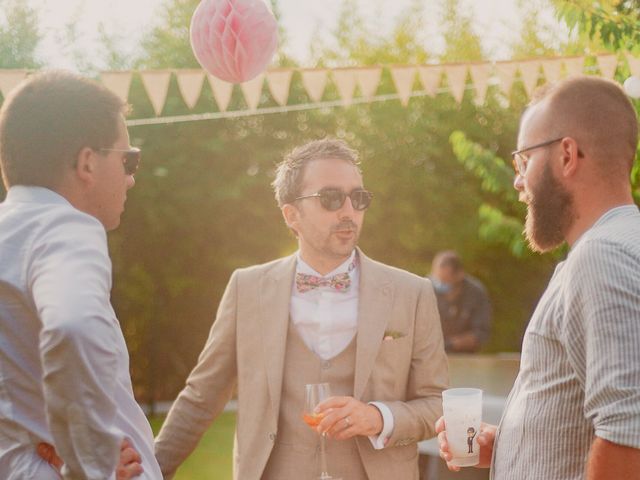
[{"x1": 303, "y1": 383, "x2": 341, "y2": 480}]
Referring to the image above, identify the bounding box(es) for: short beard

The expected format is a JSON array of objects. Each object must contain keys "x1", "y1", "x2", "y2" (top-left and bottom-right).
[{"x1": 524, "y1": 161, "x2": 575, "y2": 253}]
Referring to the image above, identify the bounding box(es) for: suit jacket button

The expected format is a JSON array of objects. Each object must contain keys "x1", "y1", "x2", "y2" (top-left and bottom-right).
[
  {"x1": 269, "y1": 432, "x2": 277, "y2": 441},
  {"x1": 322, "y1": 360, "x2": 331, "y2": 370}
]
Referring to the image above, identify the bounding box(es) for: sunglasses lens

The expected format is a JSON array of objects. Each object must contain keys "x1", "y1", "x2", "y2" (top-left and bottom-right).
[
  {"x1": 320, "y1": 189, "x2": 346, "y2": 211},
  {"x1": 124, "y1": 150, "x2": 141, "y2": 175},
  {"x1": 350, "y1": 190, "x2": 372, "y2": 210}
]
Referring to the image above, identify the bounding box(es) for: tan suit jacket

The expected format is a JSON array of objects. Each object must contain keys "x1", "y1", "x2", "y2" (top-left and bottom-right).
[{"x1": 154, "y1": 249, "x2": 449, "y2": 479}]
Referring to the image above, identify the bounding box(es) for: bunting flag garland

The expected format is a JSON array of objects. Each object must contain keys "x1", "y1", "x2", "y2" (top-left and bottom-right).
[
  {"x1": 0, "y1": 53, "x2": 635, "y2": 121},
  {"x1": 390, "y1": 66, "x2": 416, "y2": 106}
]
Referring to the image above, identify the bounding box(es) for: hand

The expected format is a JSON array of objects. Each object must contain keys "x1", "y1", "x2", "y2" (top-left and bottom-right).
[
  {"x1": 37, "y1": 439, "x2": 143, "y2": 480},
  {"x1": 435, "y1": 416, "x2": 496, "y2": 471},
  {"x1": 315, "y1": 396, "x2": 383, "y2": 440},
  {"x1": 37, "y1": 443, "x2": 63, "y2": 471},
  {"x1": 117, "y1": 438, "x2": 144, "y2": 480}
]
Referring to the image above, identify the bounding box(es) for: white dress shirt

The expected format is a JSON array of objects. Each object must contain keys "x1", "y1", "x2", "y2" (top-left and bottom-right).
[
  {"x1": 0, "y1": 186, "x2": 161, "y2": 480},
  {"x1": 290, "y1": 251, "x2": 394, "y2": 449}
]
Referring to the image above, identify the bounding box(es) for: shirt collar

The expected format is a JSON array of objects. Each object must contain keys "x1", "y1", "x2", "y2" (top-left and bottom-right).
[
  {"x1": 571, "y1": 204, "x2": 639, "y2": 251},
  {"x1": 4, "y1": 185, "x2": 71, "y2": 207},
  {"x1": 295, "y1": 249, "x2": 357, "y2": 278}
]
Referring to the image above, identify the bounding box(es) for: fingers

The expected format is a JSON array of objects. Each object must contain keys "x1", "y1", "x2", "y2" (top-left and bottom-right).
[
  {"x1": 435, "y1": 416, "x2": 445, "y2": 433},
  {"x1": 315, "y1": 396, "x2": 350, "y2": 412},
  {"x1": 117, "y1": 438, "x2": 143, "y2": 480},
  {"x1": 37, "y1": 443, "x2": 64, "y2": 470},
  {"x1": 116, "y1": 461, "x2": 144, "y2": 480}
]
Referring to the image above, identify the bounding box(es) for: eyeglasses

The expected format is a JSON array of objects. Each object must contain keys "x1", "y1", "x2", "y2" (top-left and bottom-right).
[
  {"x1": 294, "y1": 188, "x2": 373, "y2": 211},
  {"x1": 511, "y1": 137, "x2": 563, "y2": 177},
  {"x1": 99, "y1": 147, "x2": 141, "y2": 175}
]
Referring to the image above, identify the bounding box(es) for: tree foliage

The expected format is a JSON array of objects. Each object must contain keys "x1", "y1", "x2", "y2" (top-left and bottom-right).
[{"x1": 0, "y1": 0, "x2": 42, "y2": 69}]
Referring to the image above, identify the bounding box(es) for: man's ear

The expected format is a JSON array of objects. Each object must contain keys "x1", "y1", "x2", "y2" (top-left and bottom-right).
[
  {"x1": 74, "y1": 147, "x2": 98, "y2": 184},
  {"x1": 560, "y1": 137, "x2": 581, "y2": 178},
  {"x1": 282, "y1": 203, "x2": 300, "y2": 233}
]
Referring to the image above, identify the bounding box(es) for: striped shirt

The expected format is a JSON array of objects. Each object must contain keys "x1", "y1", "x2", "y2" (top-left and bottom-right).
[{"x1": 491, "y1": 205, "x2": 640, "y2": 480}]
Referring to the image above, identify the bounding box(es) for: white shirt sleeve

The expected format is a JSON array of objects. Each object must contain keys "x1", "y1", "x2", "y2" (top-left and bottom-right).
[
  {"x1": 368, "y1": 402, "x2": 394, "y2": 449},
  {"x1": 30, "y1": 212, "x2": 122, "y2": 479}
]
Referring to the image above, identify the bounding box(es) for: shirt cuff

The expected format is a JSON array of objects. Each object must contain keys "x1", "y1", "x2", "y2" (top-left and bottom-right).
[{"x1": 367, "y1": 402, "x2": 394, "y2": 450}]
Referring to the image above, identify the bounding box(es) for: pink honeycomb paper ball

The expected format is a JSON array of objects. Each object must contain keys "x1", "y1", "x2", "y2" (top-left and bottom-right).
[{"x1": 190, "y1": 0, "x2": 278, "y2": 84}]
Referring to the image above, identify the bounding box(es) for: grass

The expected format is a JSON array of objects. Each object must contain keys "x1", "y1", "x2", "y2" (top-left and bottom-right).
[{"x1": 149, "y1": 412, "x2": 236, "y2": 480}]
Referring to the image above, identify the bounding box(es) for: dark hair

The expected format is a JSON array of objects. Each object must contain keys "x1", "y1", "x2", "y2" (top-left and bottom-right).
[
  {"x1": 0, "y1": 70, "x2": 127, "y2": 189},
  {"x1": 272, "y1": 138, "x2": 361, "y2": 207},
  {"x1": 432, "y1": 250, "x2": 463, "y2": 272}
]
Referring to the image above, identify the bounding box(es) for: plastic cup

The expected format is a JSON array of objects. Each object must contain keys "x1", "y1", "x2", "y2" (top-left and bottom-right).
[{"x1": 442, "y1": 388, "x2": 482, "y2": 467}]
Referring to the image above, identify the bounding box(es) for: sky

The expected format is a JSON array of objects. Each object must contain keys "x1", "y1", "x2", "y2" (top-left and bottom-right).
[{"x1": 19, "y1": 0, "x2": 560, "y2": 71}]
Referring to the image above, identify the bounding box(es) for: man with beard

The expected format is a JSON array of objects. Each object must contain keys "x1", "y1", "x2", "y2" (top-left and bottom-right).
[
  {"x1": 437, "y1": 76, "x2": 640, "y2": 478},
  {"x1": 155, "y1": 138, "x2": 449, "y2": 480}
]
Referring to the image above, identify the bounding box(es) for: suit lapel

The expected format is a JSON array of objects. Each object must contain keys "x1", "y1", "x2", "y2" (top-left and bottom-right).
[
  {"x1": 258, "y1": 255, "x2": 297, "y2": 423},
  {"x1": 354, "y1": 249, "x2": 394, "y2": 399}
]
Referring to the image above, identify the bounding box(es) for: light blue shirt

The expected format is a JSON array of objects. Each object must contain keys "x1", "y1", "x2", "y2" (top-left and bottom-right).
[{"x1": 0, "y1": 186, "x2": 161, "y2": 480}]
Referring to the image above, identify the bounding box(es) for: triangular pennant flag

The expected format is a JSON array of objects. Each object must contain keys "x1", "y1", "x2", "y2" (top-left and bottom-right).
[
  {"x1": 469, "y1": 63, "x2": 492, "y2": 105},
  {"x1": 301, "y1": 69, "x2": 328, "y2": 103},
  {"x1": 0, "y1": 70, "x2": 28, "y2": 99},
  {"x1": 390, "y1": 66, "x2": 416, "y2": 106},
  {"x1": 240, "y1": 73, "x2": 264, "y2": 110},
  {"x1": 627, "y1": 53, "x2": 640, "y2": 77},
  {"x1": 356, "y1": 67, "x2": 382, "y2": 99},
  {"x1": 176, "y1": 70, "x2": 205, "y2": 109},
  {"x1": 418, "y1": 66, "x2": 442, "y2": 96},
  {"x1": 332, "y1": 68, "x2": 357, "y2": 106},
  {"x1": 518, "y1": 60, "x2": 541, "y2": 98},
  {"x1": 541, "y1": 58, "x2": 563, "y2": 84},
  {"x1": 266, "y1": 69, "x2": 293, "y2": 106},
  {"x1": 444, "y1": 65, "x2": 468, "y2": 104},
  {"x1": 495, "y1": 62, "x2": 518, "y2": 96},
  {"x1": 101, "y1": 71, "x2": 132, "y2": 104},
  {"x1": 596, "y1": 54, "x2": 618, "y2": 79},
  {"x1": 207, "y1": 74, "x2": 234, "y2": 112},
  {"x1": 563, "y1": 56, "x2": 585, "y2": 77},
  {"x1": 140, "y1": 70, "x2": 171, "y2": 116}
]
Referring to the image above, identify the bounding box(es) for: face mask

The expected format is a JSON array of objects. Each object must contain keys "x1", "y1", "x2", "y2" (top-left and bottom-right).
[{"x1": 432, "y1": 278, "x2": 452, "y2": 294}]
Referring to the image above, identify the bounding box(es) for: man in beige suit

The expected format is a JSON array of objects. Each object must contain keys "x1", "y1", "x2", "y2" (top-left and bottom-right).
[{"x1": 154, "y1": 138, "x2": 448, "y2": 479}]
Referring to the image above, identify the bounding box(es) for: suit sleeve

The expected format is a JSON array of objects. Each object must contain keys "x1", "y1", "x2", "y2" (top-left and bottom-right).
[
  {"x1": 154, "y1": 270, "x2": 240, "y2": 479},
  {"x1": 384, "y1": 279, "x2": 449, "y2": 446}
]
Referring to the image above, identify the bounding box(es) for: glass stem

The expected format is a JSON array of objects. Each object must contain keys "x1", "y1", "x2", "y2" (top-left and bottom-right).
[{"x1": 319, "y1": 432, "x2": 330, "y2": 479}]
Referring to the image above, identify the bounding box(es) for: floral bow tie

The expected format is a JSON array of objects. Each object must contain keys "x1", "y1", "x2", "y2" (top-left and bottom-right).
[{"x1": 295, "y1": 258, "x2": 357, "y2": 293}]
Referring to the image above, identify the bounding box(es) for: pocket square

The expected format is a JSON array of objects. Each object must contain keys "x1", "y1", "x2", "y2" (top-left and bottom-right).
[{"x1": 383, "y1": 330, "x2": 406, "y2": 341}]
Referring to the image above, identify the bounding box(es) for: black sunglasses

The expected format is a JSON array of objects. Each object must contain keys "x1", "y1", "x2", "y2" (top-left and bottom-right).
[
  {"x1": 294, "y1": 188, "x2": 373, "y2": 211},
  {"x1": 99, "y1": 147, "x2": 141, "y2": 175}
]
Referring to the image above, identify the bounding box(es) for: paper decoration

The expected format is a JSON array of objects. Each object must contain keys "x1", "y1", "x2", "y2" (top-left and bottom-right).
[
  {"x1": 390, "y1": 66, "x2": 416, "y2": 106},
  {"x1": 0, "y1": 70, "x2": 29, "y2": 99},
  {"x1": 596, "y1": 54, "x2": 618, "y2": 79},
  {"x1": 518, "y1": 60, "x2": 541, "y2": 97},
  {"x1": 266, "y1": 69, "x2": 293, "y2": 106},
  {"x1": 176, "y1": 70, "x2": 206, "y2": 108},
  {"x1": 190, "y1": 0, "x2": 278, "y2": 83},
  {"x1": 563, "y1": 56, "x2": 585, "y2": 77},
  {"x1": 240, "y1": 73, "x2": 264, "y2": 110},
  {"x1": 356, "y1": 67, "x2": 382, "y2": 99},
  {"x1": 469, "y1": 64, "x2": 491, "y2": 104},
  {"x1": 418, "y1": 66, "x2": 442, "y2": 96},
  {"x1": 100, "y1": 71, "x2": 133, "y2": 103},
  {"x1": 207, "y1": 74, "x2": 234, "y2": 111},
  {"x1": 301, "y1": 68, "x2": 328, "y2": 103},
  {"x1": 332, "y1": 68, "x2": 357, "y2": 106},
  {"x1": 541, "y1": 58, "x2": 563, "y2": 84},
  {"x1": 495, "y1": 62, "x2": 518, "y2": 97},
  {"x1": 444, "y1": 65, "x2": 468, "y2": 104},
  {"x1": 140, "y1": 71, "x2": 172, "y2": 115}
]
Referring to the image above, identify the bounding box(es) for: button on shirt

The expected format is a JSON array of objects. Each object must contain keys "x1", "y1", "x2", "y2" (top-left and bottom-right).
[
  {"x1": 0, "y1": 186, "x2": 161, "y2": 480},
  {"x1": 290, "y1": 251, "x2": 394, "y2": 449}
]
